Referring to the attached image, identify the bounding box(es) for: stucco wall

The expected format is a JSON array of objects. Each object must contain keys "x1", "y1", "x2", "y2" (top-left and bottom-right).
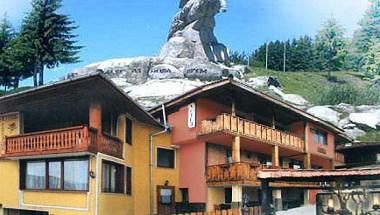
[
  {"x1": 307, "y1": 123, "x2": 335, "y2": 160},
  {"x1": 179, "y1": 141, "x2": 206, "y2": 203}
]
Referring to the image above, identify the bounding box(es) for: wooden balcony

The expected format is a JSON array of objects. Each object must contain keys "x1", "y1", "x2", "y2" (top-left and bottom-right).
[
  {"x1": 199, "y1": 114, "x2": 305, "y2": 152},
  {"x1": 207, "y1": 162, "x2": 321, "y2": 188},
  {"x1": 334, "y1": 152, "x2": 345, "y2": 164},
  {"x1": 207, "y1": 162, "x2": 263, "y2": 184},
  {"x1": 3, "y1": 126, "x2": 123, "y2": 159}
]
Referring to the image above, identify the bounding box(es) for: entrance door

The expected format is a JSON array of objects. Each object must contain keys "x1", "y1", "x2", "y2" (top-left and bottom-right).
[{"x1": 157, "y1": 185, "x2": 175, "y2": 215}]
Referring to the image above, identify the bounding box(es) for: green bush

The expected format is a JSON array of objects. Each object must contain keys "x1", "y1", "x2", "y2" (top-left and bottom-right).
[
  {"x1": 316, "y1": 85, "x2": 359, "y2": 105},
  {"x1": 316, "y1": 84, "x2": 380, "y2": 105}
]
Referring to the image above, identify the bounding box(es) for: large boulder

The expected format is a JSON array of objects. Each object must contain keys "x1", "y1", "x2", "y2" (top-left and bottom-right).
[
  {"x1": 268, "y1": 86, "x2": 309, "y2": 106},
  {"x1": 307, "y1": 106, "x2": 340, "y2": 125},
  {"x1": 349, "y1": 110, "x2": 380, "y2": 129},
  {"x1": 124, "y1": 79, "x2": 204, "y2": 109},
  {"x1": 334, "y1": 103, "x2": 355, "y2": 114},
  {"x1": 71, "y1": 56, "x2": 245, "y2": 84},
  {"x1": 344, "y1": 128, "x2": 367, "y2": 139},
  {"x1": 246, "y1": 76, "x2": 281, "y2": 89}
]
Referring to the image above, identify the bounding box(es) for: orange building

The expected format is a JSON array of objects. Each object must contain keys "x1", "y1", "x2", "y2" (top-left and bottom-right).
[{"x1": 150, "y1": 78, "x2": 349, "y2": 212}]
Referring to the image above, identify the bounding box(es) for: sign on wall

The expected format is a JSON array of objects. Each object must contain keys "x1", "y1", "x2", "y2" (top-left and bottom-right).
[
  {"x1": 188, "y1": 103, "x2": 196, "y2": 128},
  {"x1": 0, "y1": 112, "x2": 21, "y2": 154}
]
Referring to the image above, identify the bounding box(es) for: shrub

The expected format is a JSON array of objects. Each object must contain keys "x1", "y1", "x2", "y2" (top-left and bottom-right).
[
  {"x1": 316, "y1": 85, "x2": 359, "y2": 105},
  {"x1": 315, "y1": 84, "x2": 380, "y2": 105}
]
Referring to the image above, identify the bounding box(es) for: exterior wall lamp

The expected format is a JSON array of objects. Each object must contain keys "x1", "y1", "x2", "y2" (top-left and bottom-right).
[{"x1": 317, "y1": 188, "x2": 380, "y2": 215}]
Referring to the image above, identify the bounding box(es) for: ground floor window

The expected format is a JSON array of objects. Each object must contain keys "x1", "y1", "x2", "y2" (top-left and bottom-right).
[
  {"x1": 102, "y1": 160, "x2": 125, "y2": 193},
  {"x1": 20, "y1": 157, "x2": 89, "y2": 191},
  {"x1": 4, "y1": 209, "x2": 48, "y2": 215}
]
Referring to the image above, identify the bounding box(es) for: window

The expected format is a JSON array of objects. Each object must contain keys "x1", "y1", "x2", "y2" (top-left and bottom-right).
[
  {"x1": 21, "y1": 157, "x2": 88, "y2": 191},
  {"x1": 126, "y1": 167, "x2": 132, "y2": 195},
  {"x1": 102, "y1": 161, "x2": 125, "y2": 193},
  {"x1": 26, "y1": 161, "x2": 46, "y2": 189},
  {"x1": 157, "y1": 148, "x2": 175, "y2": 168},
  {"x1": 180, "y1": 188, "x2": 189, "y2": 203},
  {"x1": 64, "y1": 160, "x2": 88, "y2": 191},
  {"x1": 224, "y1": 188, "x2": 232, "y2": 203},
  {"x1": 48, "y1": 162, "x2": 61, "y2": 189},
  {"x1": 126, "y1": 118, "x2": 132, "y2": 145},
  {"x1": 312, "y1": 129, "x2": 327, "y2": 145}
]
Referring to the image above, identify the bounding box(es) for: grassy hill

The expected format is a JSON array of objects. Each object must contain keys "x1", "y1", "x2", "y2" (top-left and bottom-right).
[{"x1": 244, "y1": 67, "x2": 373, "y2": 105}]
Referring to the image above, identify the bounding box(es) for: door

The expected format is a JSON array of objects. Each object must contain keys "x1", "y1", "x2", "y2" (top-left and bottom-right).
[{"x1": 157, "y1": 185, "x2": 175, "y2": 215}]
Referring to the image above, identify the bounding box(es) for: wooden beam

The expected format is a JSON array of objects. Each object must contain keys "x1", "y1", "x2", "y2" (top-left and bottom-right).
[
  {"x1": 272, "y1": 145, "x2": 280, "y2": 167},
  {"x1": 232, "y1": 135, "x2": 240, "y2": 162},
  {"x1": 89, "y1": 102, "x2": 102, "y2": 131}
]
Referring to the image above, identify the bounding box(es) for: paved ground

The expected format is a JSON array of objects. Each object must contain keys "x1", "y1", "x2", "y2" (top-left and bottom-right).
[{"x1": 277, "y1": 205, "x2": 316, "y2": 215}]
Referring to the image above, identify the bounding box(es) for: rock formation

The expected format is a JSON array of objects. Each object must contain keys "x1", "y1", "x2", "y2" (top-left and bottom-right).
[{"x1": 161, "y1": 0, "x2": 229, "y2": 64}]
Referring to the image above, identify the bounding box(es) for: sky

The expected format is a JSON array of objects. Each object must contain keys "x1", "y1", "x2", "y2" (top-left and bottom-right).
[{"x1": 0, "y1": 0, "x2": 370, "y2": 85}]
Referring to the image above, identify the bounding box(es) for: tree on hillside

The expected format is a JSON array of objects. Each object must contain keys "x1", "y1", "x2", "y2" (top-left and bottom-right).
[
  {"x1": 314, "y1": 18, "x2": 347, "y2": 77},
  {"x1": 19, "y1": 0, "x2": 81, "y2": 86},
  {"x1": 351, "y1": 0, "x2": 380, "y2": 72},
  {"x1": 362, "y1": 37, "x2": 380, "y2": 77},
  {"x1": 287, "y1": 36, "x2": 315, "y2": 71},
  {"x1": 230, "y1": 51, "x2": 248, "y2": 65},
  {"x1": 0, "y1": 15, "x2": 16, "y2": 90}
]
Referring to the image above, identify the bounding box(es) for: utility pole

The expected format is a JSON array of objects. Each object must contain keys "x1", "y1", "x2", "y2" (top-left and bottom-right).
[
  {"x1": 265, "y1": 42, "x2": 269, "y2": 70},
  {"x1": 283, "y1": 41, "x2": 286, "y2": 72}
]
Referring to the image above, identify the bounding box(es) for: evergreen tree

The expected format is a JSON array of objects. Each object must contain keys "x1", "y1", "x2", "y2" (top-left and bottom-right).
[
  {"x1": 352, "y1": 0, "x2": 380, "y2": 72},
  {"x1": 0, "y1": 15, "x2": 15, "y2": 90},
  {"x1": 314, "y1": 18, "x2": 347, "y2": 76},
  {"x1": 362, "y1": 37, "x2": 380, "y2": 77},
  {"x1": 229, "y1": 51, "x2": 248, "y2": 65},
  {"x1": 19, "y1": 0, "x2": 81, "y2": 86}
]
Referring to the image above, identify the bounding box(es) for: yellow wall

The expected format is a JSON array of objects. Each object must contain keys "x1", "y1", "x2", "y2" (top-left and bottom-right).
[
  {"x1": 97, "y1": 116, "x2": 180, "y2": 215},
  {"x1": 0, "y1": 113, "x2": 179, "y2": 215},
  {"x1": 207, "y1": 187, "x2": 225, "y2": 212},
  {"x1": 131, "y1": 121, "x2": 181, "y2": 215}
]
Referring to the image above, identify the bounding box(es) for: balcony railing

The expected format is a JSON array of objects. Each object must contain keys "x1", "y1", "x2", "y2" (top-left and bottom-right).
[
  {"x1": 334, "y1": 152, "x2": 345, "y2": 164},
  {"x1": 199, "y1": 113, "x2": 305, "y2": 151},
  {"x1": 207, "y1": 162, "x2": 264, "y2": 183},
  {"x1": 207, "y1": 162, "x2": 321, "y2": 188},
  {"x1": 3, "y1": 126, "x2": 123, "y2": 158}
]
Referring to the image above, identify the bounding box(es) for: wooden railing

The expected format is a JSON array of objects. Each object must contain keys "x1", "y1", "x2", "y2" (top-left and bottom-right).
[
  {"x1": 175, "y1": 207, "x2": 262, "y2": 215},
  {"x1": 199, "y1": 113, "x2": 305, "y2": 151},
  {"x1": 4, "y1": 126, "x2": 123, "y2": 158},
  {"x1": 100, "y1": 132, "x2": 124, "y2": 158},
  {"x1": 207, "y1": 162, "x2": 264, "y2": 183},
  {"x1": 207, "y1": 162, "x2": 321, "y2": 188},
  {"x1": 334, "y1": 152, "x2": 345, "y2": 164}
]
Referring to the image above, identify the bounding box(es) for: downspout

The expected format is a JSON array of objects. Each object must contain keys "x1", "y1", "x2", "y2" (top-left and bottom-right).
[{"x1": 149, "y1": 104, "x2": 170, "y2": 215}]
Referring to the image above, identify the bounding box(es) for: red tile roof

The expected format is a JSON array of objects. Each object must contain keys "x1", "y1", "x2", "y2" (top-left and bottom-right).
[{"x1": 258, "y1": 168, "x2": 380, "y2": 181}]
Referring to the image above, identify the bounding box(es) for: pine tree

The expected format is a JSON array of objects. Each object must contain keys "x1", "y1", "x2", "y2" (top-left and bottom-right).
[
  {"x1": 362, "y1": 37, "x2": 380, "y2": 77},
  {"x1": 314, "y1": 18, "x2": 347, "y2": 77},
  {"x1": 19, "y1": 0, "x2": 81, "y2": 86},
  {"x1": 0, "y1": 15, "x2": 15, "y2": 90},
  {"x1": 352, "y1": 0, "x2": 380, "y2": 71}
]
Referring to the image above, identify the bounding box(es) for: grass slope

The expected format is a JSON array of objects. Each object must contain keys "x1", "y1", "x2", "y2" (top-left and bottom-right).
[{"x1": 244, "y1": 67, "x2": 372, "y2": 104}]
